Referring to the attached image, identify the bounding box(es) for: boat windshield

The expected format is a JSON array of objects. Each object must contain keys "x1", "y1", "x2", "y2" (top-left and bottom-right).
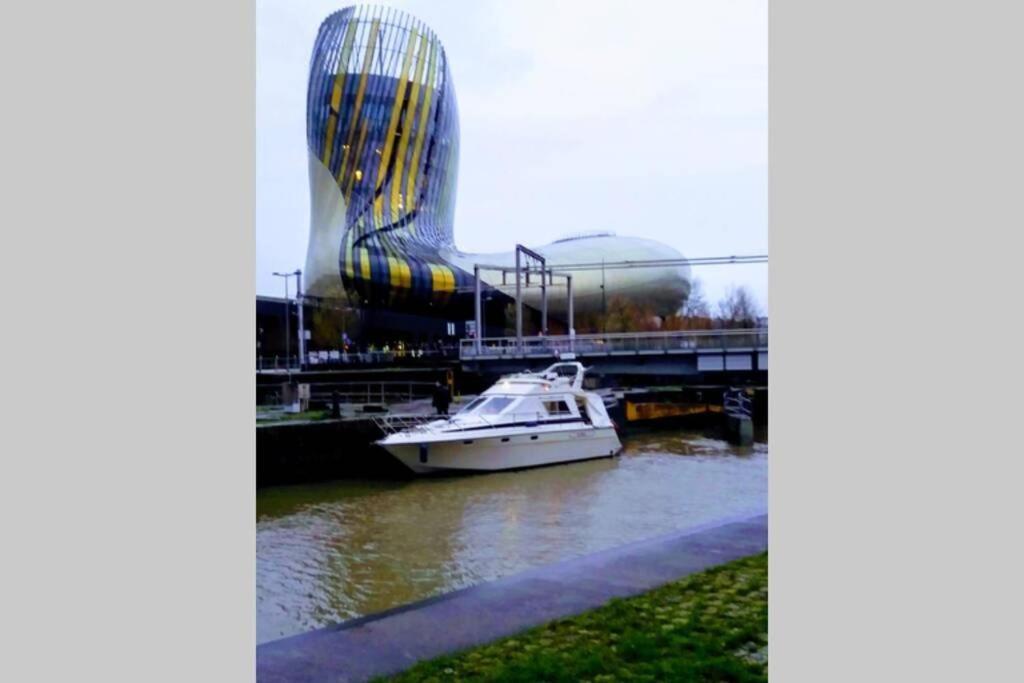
[
  {"x1": 552, "y1": 365, "x2": 579, "y2": 380},
  {"x1": 457, "y1": 395, "x2": 516, "y2": 416},
  {"x1": 457, "y1": 396, "x2": 488, "y2": 414},
  {"x1": 478, "y1": 396, "x2": 515, "y2": 415}
]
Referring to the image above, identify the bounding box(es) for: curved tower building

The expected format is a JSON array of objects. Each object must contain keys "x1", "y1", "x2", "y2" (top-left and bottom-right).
[{"x1": 305, "y1": 5, "x2": 690, "y2": 319}]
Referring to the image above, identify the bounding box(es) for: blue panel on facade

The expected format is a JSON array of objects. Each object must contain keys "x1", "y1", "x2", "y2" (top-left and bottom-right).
[
  {"x1": 726, "y1": 355, "x2": 753, "y2": 371},
  {"x1": 698, "y1": 355, "x2": 725, "y2": 372}
]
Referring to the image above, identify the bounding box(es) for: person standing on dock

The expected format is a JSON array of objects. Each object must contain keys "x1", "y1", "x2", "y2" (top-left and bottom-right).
[{"x1": 432, "y1": 382, "x2": 451, "y2": 416}]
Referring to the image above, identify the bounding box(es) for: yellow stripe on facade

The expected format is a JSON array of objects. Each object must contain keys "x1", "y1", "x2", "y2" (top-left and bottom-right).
[
  {"x1": 374, "y1": 30, "x2": 419, "y2": 226},
  {"x1": 338, "y1": 18, "x2": 380, "y2": 186},
  {"x1": 399, "y1": 258, "x2": 412, "y2": 288},
  {"x1": 386, "y1": 255, "x2": 401, "y2": 288},
  {"x1": 426, "y1": 264, "x2": 454, "y2": 294},
  {"x1": 344, "y1": 118, "x2": 369, "y2": 202},
  {"x1": 390, "y1": 33, "x2": 428, "y2": 223},
  {"x1": 406, "y1": 40, "x2": 437, "y2": 217},
  {"x1": 427, "y1": 263, "x2": 441, "y2": 293},
  {"x1": 321, "y1": 116, "x2": 338, "y2": 166},
  {"x1": 329, "y1": 20, "x2": 358, "y2": 112},
  {"x1": 322, "y1": 19, "x2": 359, "y2": 168},
  {"x1": 359, "y1": 247, "x2": 371, "y2": 281}
]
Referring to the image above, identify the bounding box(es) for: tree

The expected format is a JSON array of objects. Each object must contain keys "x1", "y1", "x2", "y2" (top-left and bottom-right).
[
  {"x1": 601, "y1": 296, "x2": 660, "y2": 333},
  {"x1": 572, "y1": 310, "x2": 604, "y2": 334},
  {"x1": 662, "y1": 279, "x2": 713, "y2": 330},
  {"x1": 681, "y1": 278, "x2": 710, "y2": 319},
  {"x1": 716, "y1": 285, "x2": 761, "y2": 328}
]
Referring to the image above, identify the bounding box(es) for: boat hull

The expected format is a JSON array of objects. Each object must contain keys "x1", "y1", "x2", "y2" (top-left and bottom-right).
[{"x1": 379, "y1": 426, "x2": 622, "y2": 474}]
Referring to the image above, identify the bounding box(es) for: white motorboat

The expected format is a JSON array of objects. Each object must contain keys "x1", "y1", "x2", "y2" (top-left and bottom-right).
[{"x1": 376, "y1": 362, "x2": 622, "y2": 474}]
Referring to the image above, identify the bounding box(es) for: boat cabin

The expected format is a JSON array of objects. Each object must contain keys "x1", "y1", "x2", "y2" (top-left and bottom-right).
[{"x1": 450, "y1": 362, "x2": 610, "y2": 428}]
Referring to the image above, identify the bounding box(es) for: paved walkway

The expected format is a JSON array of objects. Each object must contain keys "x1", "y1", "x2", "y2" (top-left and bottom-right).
[{"x1": 257, "y1": 512, "x2": 768, "y2": 683}]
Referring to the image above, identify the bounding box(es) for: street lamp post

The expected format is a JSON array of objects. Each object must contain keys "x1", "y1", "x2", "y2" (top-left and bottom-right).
[
  {"x1": 294, "y1": 269, "x2": 305, "y2": 368},
  {"x1": 272, "y1": 271, "x2": 299, "y2": 376}
]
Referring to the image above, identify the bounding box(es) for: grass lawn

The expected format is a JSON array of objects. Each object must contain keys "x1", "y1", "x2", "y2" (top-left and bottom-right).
[{"x1": 380, "y1": 552, "x2": 767, "y2": 682}]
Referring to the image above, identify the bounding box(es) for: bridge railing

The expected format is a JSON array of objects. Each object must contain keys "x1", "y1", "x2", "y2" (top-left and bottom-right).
[
  {"x1": 459, "y1": 328, "x2": 768, "y2": 360},
  {"x1": 257, "y1": 347, "x2": 459, "y2": 372},
  {"x1": 259, "y1": 380, "x2": 439, "y2": 407}
]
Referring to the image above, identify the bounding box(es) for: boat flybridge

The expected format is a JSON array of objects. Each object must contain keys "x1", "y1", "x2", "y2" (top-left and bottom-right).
[{"x1": 376, "y1": 362, "x2": 622, "y2": 474}]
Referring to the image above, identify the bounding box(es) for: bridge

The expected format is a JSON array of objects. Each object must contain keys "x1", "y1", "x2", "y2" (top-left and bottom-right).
[{"x1": 459, "y1": 328, "x2": 768, "y2": 378}]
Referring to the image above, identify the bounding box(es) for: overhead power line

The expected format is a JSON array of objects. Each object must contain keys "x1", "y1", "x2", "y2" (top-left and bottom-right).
[
  {"x1": 456, "y1": 254, "x2": 768, "y2": 293},
  {"x1": 473, "y1": 254, "x2": 767, "y2": 274}
]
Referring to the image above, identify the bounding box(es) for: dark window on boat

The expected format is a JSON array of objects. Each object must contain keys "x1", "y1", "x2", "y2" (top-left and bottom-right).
[
  {"x1": 543, "y1": 400, "x2": 573, "y2": 416},
  {"x1": 553, "y1": 365, "x2": 578, "y2": 379}
]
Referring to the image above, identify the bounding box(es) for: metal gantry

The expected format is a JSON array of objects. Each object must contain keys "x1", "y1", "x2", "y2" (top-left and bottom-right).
[
  {"x1": 472, "y1": 245, "x2": 575, "y2": 356},
  {"x1": 468, "y1": 251, "x2": 768, "y2": 356}
]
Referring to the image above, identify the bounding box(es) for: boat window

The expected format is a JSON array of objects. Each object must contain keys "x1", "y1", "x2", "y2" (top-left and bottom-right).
[
  {"x1": 457, "y1": 397, "x2": 488, "y2": 414},
  {"x1": 478, "y1": 397, "x2": 515, "y2": 415},
  {"x1": 542, "y1": 400, "x2": 573, "y2": 416}
]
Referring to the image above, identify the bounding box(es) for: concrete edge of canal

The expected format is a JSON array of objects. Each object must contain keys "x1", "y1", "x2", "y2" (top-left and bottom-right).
[{"x1": 256, "y1": 511, "x2": 768, "y2": 683}]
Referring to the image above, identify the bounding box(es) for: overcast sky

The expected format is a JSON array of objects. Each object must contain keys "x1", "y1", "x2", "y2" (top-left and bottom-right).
[{"x1": 257, "y1": 0, "x2": 767, "y2": 313}]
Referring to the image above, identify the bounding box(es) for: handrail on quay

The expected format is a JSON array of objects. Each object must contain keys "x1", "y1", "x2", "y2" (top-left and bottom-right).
[
  {"x1": 260, "y1": 380, "x2": 438, "y2": 407},
  {"x1": 459, "y1": 328, "x2": 768, "y2": 360}
]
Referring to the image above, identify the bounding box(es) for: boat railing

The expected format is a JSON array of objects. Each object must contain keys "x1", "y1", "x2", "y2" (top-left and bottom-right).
[
  {"x1": 378, "y1": 408, "x2": 586, "y2": 437},
  {"x1": 450, "y1": 410, "x2": 578, "y2": 430},
  {"x1": 372, "y1": 414, "x2": 440, "y2": 435}
]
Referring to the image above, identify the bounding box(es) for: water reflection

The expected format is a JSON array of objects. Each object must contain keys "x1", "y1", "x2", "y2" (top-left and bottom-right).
[{"x1": 257, "y1": 430, "x2": 767, "y2": 644}]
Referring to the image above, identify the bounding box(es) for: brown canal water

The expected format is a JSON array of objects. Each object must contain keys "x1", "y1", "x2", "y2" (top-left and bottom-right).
[{"x1": 257, "y1": 429, "x2": 767, "y2": 644}]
